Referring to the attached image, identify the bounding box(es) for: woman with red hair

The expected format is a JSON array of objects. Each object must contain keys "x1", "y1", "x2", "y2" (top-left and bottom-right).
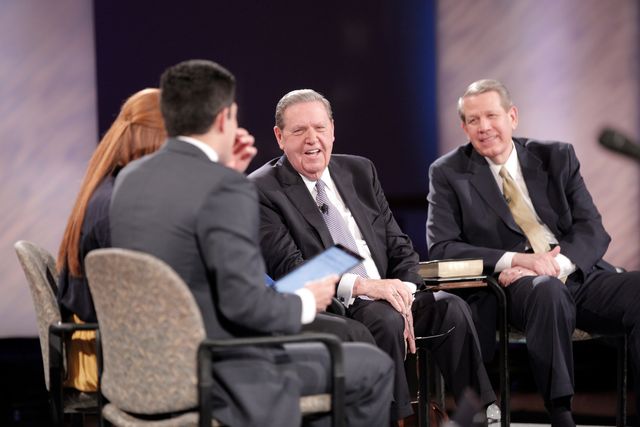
[{"x1": 57, "y1": 88, "x2": 166, "y2": 391}]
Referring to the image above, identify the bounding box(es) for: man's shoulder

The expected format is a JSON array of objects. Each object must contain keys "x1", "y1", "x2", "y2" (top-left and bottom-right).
[
  {"x1": 247, "y1": 156, "x2": 283, "y2": 190},
  {"x1": 516, "y1": 137, "x2": 572, "y2": 152},
  {"x1": 248, "y1": 156, "x2": 280, "y2": 178},
  {"x1": 329, "y1": 154, "x2": 376, "y2": 177},
  {"x1": 430, "y1": 143, "x2": 475, "y2": 170},
  {"x1": 330, "y1": 153, "x2": 373, "y2": 167},
  {"x1": 515, "y1": 137, "x2": 576, "y2": 163},
  {"x1": 115, "y1": 143, "x2": 249, "y2": 203}
]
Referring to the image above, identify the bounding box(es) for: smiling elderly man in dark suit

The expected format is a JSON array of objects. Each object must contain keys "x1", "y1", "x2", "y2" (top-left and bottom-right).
[
  {"x1": 249, "y1": 89, "x2": 496, "y2": 425},
  {"x1": 426, "y1": 79, "x2": 640, "y2": 427}
]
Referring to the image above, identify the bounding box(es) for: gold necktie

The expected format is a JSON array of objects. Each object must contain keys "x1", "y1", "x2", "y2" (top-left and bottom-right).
[{"x1": 499, "y1": 167, "x2": 551, "y2": 254}]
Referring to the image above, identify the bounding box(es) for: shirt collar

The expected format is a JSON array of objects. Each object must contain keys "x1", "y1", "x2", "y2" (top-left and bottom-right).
[
  {"x1": 485, "y1": 139, "x2": 519, "y2": 177},
  {"x1": 176, "y1": 136, "x2": 219, "y2": 163},
  {"x1": 300, "y1": 168, "x2": 333, "y2": 194}
]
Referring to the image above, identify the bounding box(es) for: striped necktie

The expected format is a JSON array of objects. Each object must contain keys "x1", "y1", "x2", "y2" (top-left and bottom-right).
[{"x1": 315, "y1": 180, "x2": 368, "y2": 277}]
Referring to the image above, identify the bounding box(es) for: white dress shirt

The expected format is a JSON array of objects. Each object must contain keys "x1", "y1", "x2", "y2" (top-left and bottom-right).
[
  {"x1": 486, "y1": 140, "x2": 576, "y2": 278},
  {"x1": 301, "y1": 169, "x2": 417, "y2": 306},
  {"x1": 177, "y1": 136, "x2": 316, "y2": 324}
]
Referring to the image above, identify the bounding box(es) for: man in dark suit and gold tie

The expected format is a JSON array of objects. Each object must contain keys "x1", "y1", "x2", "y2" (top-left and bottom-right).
[
  {"x1": 250, "y1": 89, "x2": 496, "y2": 425},
  {"x1": 426, "y1": 79, "x2": 640, "y2": 427}
]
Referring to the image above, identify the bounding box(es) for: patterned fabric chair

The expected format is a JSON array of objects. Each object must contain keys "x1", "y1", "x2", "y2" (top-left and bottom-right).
[
  {"x1": 14, "y1": 240, "x2": 100, "y2": 427},
  {"x1": 84, "y1": 248, "x2": 345, "y2": 427}
]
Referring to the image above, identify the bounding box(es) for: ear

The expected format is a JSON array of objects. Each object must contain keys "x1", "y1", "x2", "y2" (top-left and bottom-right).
[
  {"x1": 508, "y1": 106, "x2": 518, "y2": 130},
  {"x1": 274, "y1": 126, "x2": 284, "y2": 151},
  {"x1": 212, "y1": 107, "x2": 228, "y2": 133}
]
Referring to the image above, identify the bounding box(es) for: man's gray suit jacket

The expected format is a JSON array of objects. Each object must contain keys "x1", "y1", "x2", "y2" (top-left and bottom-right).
[{"x1": 109, "y1": 139, "x2": 305, "y2": 426}]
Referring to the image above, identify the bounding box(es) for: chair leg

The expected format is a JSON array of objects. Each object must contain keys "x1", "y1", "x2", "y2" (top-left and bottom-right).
[
  {"x1": 49, "y1": 328, "x2": 65, "y2": 427},
  {"x1": 498, "y1": 323, "x2": 510, "y2": 427},
  {"x1": 616, "y1": 335, "x2": 627, "y2": 427},
  {"x1": 96, "y1": 330, "x2": 106, "y2": 427},
  {"x1": 486, "y1": 277, "x2": 510, "y2": 427},
  {"x1": 417, "y1": 347, "x2": 431, "y2": 427}
]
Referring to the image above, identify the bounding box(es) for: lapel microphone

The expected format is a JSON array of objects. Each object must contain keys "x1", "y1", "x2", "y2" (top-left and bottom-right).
[
  {"x1": 504, "y1": 195, "x2": 512, "y2": 204},
  {"x1": 319, "y1": 204, "x2": 329, "y2": 214}
]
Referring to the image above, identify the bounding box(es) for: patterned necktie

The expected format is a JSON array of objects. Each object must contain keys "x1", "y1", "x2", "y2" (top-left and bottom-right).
[
  {"x1": 315, "y1": 180, "x2": 368, "y2": 277},
  {"x1": 499, "y1": 167, "x2": 551, "y2": 254}
]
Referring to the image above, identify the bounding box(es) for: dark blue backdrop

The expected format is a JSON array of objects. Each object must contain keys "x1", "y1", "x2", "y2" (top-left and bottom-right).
[{"x1": 94, "y1": 0, "x2": 438, "y2": 257}]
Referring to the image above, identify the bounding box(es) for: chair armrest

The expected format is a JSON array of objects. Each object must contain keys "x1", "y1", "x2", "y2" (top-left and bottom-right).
[
  {"x1": 48, "y1": 321, "x2": 99, "y2": 375},
  {"x1": 197, "y1": 332, "x2": 344, "y2": 427},
  {"x1": 416, "y1": 325, "x2": 455, "y2": 343},
  {"x1": 326, "y1": 297, "x2": 346, "y2": 316},
  {"x1": 50, "y1": 322, "x2": 99, "y2": 334}
]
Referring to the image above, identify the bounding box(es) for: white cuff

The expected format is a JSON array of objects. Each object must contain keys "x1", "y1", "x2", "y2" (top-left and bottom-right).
[
  {"x1": 555, "y1": 253, "x2": 577, "y2": 278},
  {"x1": 403, "y1": 281, "x2": 417, "y2": 302},
  {"x1": 497, "y1": 252, "x2": 516, "y2": 272},
  {"x1": 403, "y1": 280, "x2": 417, "y2": 293},
  {"x1": 294, "y1": 287, "x2": 317, "y2": 324},
  {"x1": 337, "y1": 273, "x2": 358, "y2": 306}
]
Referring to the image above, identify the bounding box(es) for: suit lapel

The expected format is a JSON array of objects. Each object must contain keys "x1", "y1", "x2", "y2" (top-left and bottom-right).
[
  {"x1": 275, "y1": 157, "x2": 334, "y2": 248},
  {"x1": 329, "y1": 160, "x2": 387, "y2": 272},
  {"x1": 467, "y1": 149, "x2": 522, "y2": 235},
  {"x1": 515, "y1": 142, "x2": 556, "y2": 230}
]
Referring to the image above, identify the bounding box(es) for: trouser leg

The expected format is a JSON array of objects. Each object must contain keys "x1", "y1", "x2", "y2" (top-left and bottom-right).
[
  {"x1": 303, "y1": 312, "x2": 377, "y2": 344},
  {"x1": 508, "y1": 275, "x2": 576, "y2": 402},
  {"x1": 285, "y1": 342, "x2": 394, "y2": 427},
  {"x1": 571, "y1": 270, "x2": 640, "y2": 426},
  {"x1": 349, "y1": 299, "x2": 412, "y2": 420}
]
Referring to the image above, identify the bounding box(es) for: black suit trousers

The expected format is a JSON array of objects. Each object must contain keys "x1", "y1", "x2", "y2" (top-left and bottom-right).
[
  {"x1": 349, "y1": 291, "x2": 495, "y2": 421},
  {"x1": 571, "y1": 270, "x2": 640, "y2": 417},
  {"x1": 287, "y1": 342, "x2": 394, "y2": 427},
  {"x1": 211, "y1": 342, "x2": 394, "y2": 427},
  {"x1": 470, "y1": 270, "x2": 640, "y2": 413},
  {"x1": 506, "y1": 275, "x2": 577, "y2": 402},
  {"x1": 302, "y1": 312, "x2": 377, "y2": 345}
]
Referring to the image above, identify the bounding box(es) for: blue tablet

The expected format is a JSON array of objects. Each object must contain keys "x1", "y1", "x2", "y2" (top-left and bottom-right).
[{"x1": 273, "y1": 244, "x2": 364, "y2": 293}]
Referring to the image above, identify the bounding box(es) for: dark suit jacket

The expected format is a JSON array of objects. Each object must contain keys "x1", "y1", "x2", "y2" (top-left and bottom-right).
[
  {"x1": 249, "y1": 154, "x2": 421, "y2": 286},
  {"x1": 427, "y1": 137, "x2": 614, "y2": 281},
  {"x1": 110, "y1": 139, "x2": 302, "y2": 340}
]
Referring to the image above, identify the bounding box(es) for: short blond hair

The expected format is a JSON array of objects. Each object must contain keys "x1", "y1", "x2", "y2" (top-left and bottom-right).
[{"x1": 457, "y1": 79, "x2": 512, "y2": 122}]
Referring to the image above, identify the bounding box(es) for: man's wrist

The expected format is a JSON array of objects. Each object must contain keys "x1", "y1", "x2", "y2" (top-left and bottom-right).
[{"x1": 353, "y1": 276, "x2": 363, "y2": 296}]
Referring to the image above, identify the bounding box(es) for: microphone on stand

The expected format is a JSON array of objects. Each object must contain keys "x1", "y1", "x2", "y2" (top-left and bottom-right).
[
  {"x1": 598, "y1": 128, "x2": 640, "y2": 162},
  {"x1": 319, "y1": 203, "x2": 329, "y2": 214}
]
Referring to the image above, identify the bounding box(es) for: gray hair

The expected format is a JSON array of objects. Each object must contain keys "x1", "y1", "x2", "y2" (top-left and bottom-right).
[
  {"x1": 457, "y1": 79, "x2": 513, "y2": 122},
  {"x1": 275, "y1": 89, "x2": 333, "y2": 129}
]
